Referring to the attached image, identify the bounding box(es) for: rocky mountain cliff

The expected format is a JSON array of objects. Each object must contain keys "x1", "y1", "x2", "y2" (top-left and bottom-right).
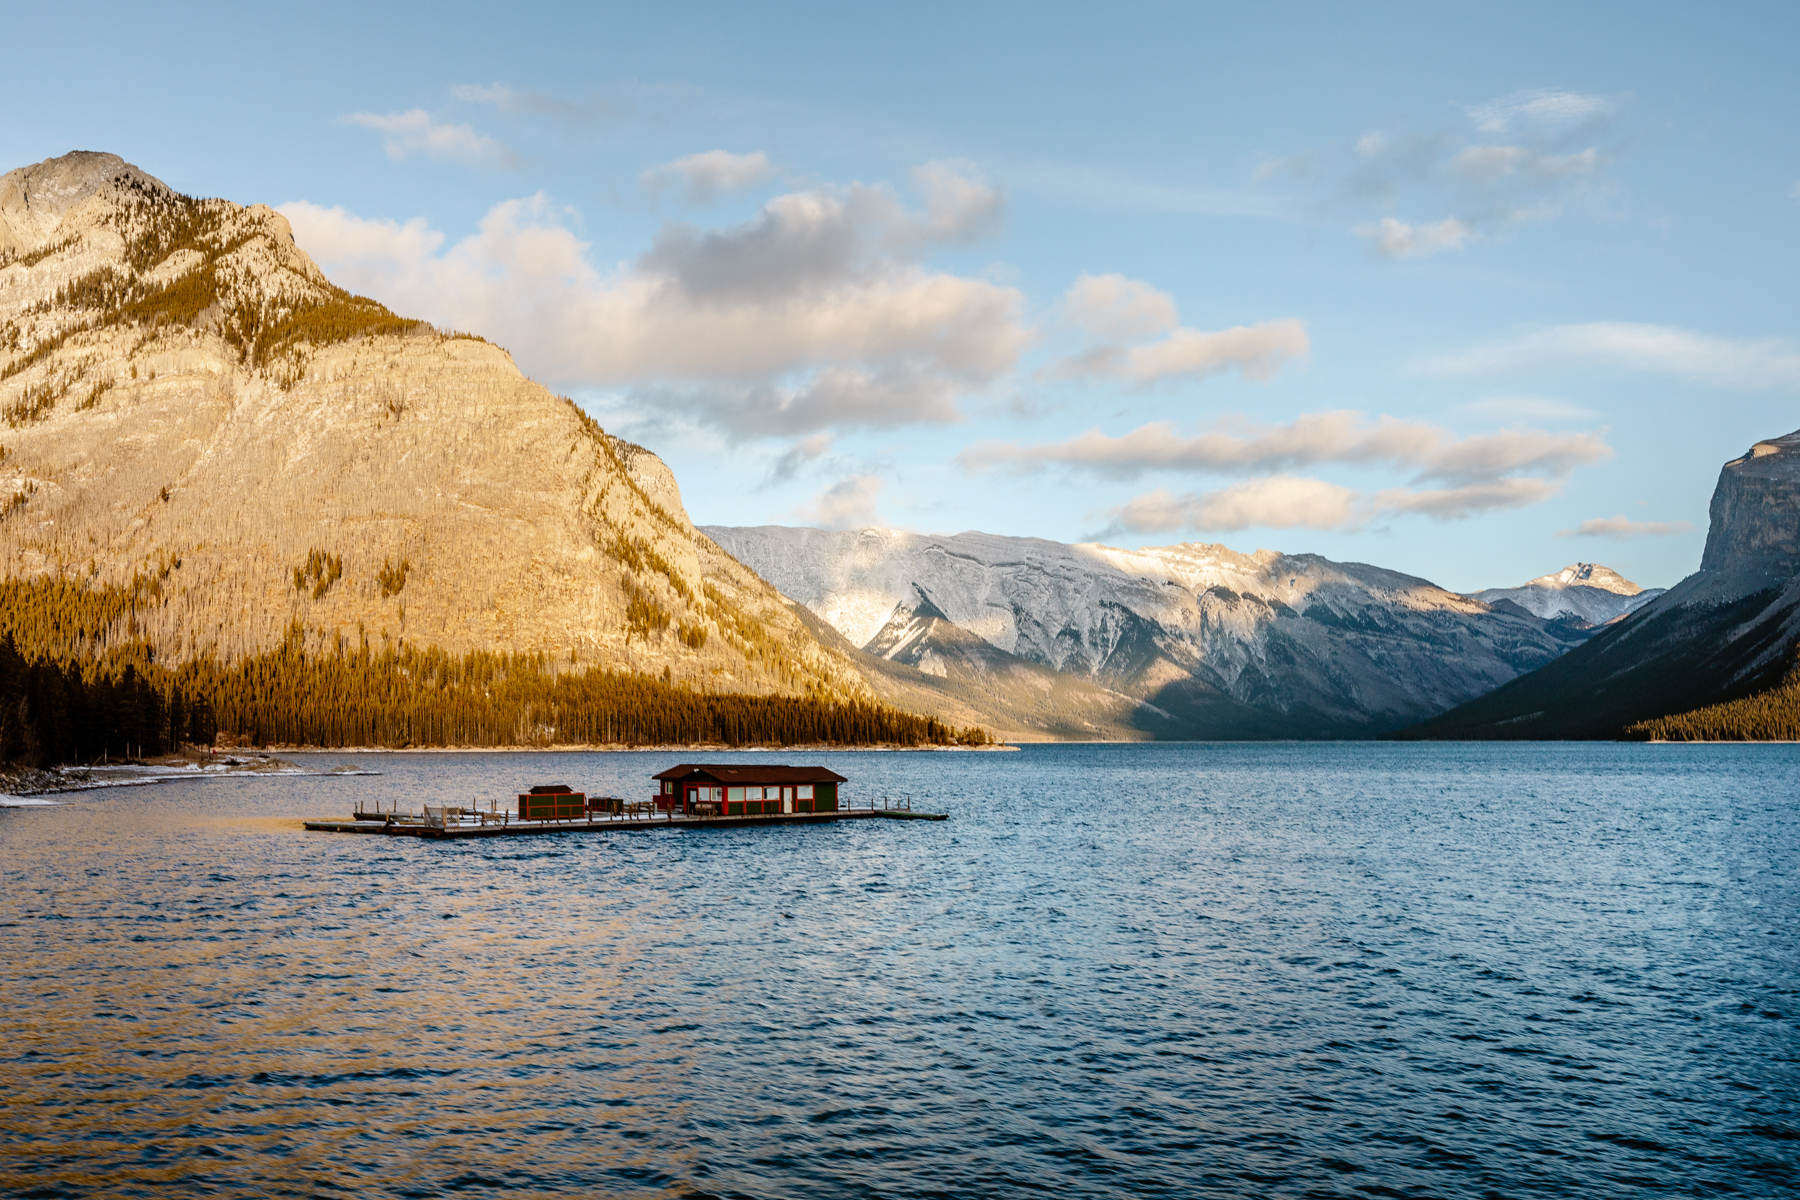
[
  {"x1": 1473, "y1": 563, "x2": 1663, "y2": 627},
  {"x1": 1698, "y1": 430, "x2": 1800, "y2": 584},
  {"x1": 1410, "y1": 429, "x2": 1800, "y2": 738},
  {"x1": 0, "y1": 152, "x2": 869, "y2": 704},
  {"x1": 704, "y1": 525, "x2": 1589, "y2": 737}
]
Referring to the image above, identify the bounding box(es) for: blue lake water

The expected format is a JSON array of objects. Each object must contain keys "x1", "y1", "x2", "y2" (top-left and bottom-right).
[{"x1": 1, "y1": 742, "x2": 1796, "y2": 1198}]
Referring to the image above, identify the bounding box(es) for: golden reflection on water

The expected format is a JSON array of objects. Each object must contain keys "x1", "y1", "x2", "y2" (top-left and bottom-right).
[{"x1": 0, "y1": 776, "x2": 712, "y2": 1198}]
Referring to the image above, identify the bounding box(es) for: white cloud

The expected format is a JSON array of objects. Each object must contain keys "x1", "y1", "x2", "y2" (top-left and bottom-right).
[
  {"x1": 1108, "y1": 477, "x2": 1361, "y2": 534},
  {"x1": 1452, "y1": 144, "x2": 1600, "y2": 183},
  {"x1": 1260, "y1": 88, "x2": 1619, "y2": 259},
  {"x1": 1059, "y1": 318, "x2": 1309, "y2": 386},
  {"x1": 1535, "y1": 147, "x2": 1601, "y2": 178},
  {"x1": 962, "y1": 411, "x2": 1609, "y2": 484},
  {"x1": 1558, "y1": 515, "x2": 1693, "y2": 538},
  {"x1": 280, "y1": 172, "x2": 1030, "y2": 437},
  {"x1": 641, "y1": 150, "x2": 775, "y2": 204},
  {"x1": 451, "y1": 83, "x2": 516, "y2": 106},
  {"x1": 1420, "y1": 428, "x2": 1610, "y2": 484},
  {"x1": 1357, "y1": 216, "x2": 1473, "y2": 259},
  {"x1": 1373, "y1": 476, "x2": 1562, "y2": 519},
  {"x1": 1458, "y1": 394, "x2": 1598, "y2": 424},
  {"x1": 798, "y1": 475, "x2": 885, "y2": 530},
  {"x1": 341, "y1": 109, "x2": 516, "y2": 168},
  {"x1": 906, "y1": 160, "x2": 1005, "y2": 246},
  {"x1": 1052, "y1": 271, "x2": 1304, "y2": 386},
  {"x1": 764, "y1": 433, "x2": 836, "y2": 484},
  {"x1": 639, "y1": 366, "x2": 963, "y2": 437},
  {"x1": 1451, "y1": 145, "x2": 1529, "y2": 180},
  {"x1": 451, "y1": 81, "x2": 627, "y2": 125},
  {"x1": 1061, "y1": 273, "x2": 1179, "y2": 341},
  {"x1": 278, "y1": 203, "x2": 445, "y2": 262},
  {"x1": 1466, "y1": 88, "x2": 1615, "y2": 135},
  {"x1": 1423, "y1": 322, "x2": 1800, "y2": 390},
  {"x1": 1103, "y1": 471, "x2": 1562, "y2": 536}
]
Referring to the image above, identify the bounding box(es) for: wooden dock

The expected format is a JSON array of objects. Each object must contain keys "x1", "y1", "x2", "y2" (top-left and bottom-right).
[{"x1": 304, "y1": 806, "x2": 946, "y2": 839}]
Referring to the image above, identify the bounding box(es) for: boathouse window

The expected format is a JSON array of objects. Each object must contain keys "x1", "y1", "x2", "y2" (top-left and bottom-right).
[
  {"x1": 728, "y1": 787, "x2": 745, "y2": 803},
  {"x1": 797, "y1": 785, "x2": 814, "y2": 800}
]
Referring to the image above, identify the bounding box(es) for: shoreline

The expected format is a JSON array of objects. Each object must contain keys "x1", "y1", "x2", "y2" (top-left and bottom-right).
[
  {"x1": 1, "y1": 753, "x2": 375, "y2": 799},
  {"x1": 264, "y1": 741, "x2": 1020, "y2": 754},
  {"x1": 1, "y1": 742, "x2": 1021, "y2": 799}
]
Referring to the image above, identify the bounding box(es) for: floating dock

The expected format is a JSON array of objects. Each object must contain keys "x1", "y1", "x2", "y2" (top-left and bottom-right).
[
  {"x1": 306, "y1": 767, "x2": 945, "y2": 839},
  {"x1": 305, "y1": 806, "x2": 945, "y2": 839}
]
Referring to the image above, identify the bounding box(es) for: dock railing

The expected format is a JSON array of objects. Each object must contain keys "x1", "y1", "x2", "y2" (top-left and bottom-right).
[{"x1": 360, "y1": 791, "x2": 920, "y2": 828}]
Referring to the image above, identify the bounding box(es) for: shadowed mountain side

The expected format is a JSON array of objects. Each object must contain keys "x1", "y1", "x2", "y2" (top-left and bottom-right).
[
  {"x1": 1405, "y1": 429, "x2": 1800, "y2": 739},
  {"x1": 782, "y1": 596, "x2": 1199, "y2": 742},
  {"x1": 1399, "y1": 586, "x2": 1793, "y2": 739},
  {"x1": 706, "y1": 525, "x2": 1589, "y2": 738}
]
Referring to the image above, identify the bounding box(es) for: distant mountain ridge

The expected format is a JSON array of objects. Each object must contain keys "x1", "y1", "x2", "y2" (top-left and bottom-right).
[
  {"x1": 1474, "y1": 563, "x2": 1663, "y2": 627},
  {"x1": 704, "y1": 524, "x2": 1595, "y2": 738},
  {"x1": 1410, "y1": 428, "x2": 1800, "y2": 739}
]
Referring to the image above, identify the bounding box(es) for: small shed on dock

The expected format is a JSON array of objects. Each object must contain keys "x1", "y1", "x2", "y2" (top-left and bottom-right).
[
  {"x1": 652, "y1": 764, "x2": 847, "y2": 816},
  {"x1": 518, "y1": 784, "x2": 585, "y2": 820}
]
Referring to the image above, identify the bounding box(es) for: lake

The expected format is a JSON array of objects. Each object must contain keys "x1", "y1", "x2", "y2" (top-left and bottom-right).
[{"x1": 1, "y1": 743, "x2": 1795, "y2": 1198}]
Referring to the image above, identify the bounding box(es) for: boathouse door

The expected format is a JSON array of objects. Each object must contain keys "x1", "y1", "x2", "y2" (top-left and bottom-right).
[{"x1": 782, "y1": 786, "x2": 794, "y2": 814}]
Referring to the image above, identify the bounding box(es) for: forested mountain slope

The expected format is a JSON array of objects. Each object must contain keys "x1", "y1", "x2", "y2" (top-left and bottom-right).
[{"x1": 0, "y1": 151, "x2": 972, "y2": 749}]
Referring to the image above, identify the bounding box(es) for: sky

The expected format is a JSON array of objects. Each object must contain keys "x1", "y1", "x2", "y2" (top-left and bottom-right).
[{"x1": 6, "y1": 0, "x2": 1797, "y2": 592}]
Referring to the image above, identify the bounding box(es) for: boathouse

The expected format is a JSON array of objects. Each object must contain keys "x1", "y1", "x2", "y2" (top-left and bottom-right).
[{"x1": 652, "y1": 764, "x2": 847, "y2": 816}]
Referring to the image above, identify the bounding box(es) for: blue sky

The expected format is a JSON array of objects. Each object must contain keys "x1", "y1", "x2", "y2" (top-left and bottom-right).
[{"x1": 7, "y1": 1, "x2": 1797, "y2": 591}]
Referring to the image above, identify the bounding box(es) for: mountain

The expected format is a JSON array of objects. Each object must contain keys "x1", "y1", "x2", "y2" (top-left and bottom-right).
[
  {"x1": 703, "y1": 525, "x2": 1589, "y2": 738},
  {"x1": 1473, "y1": 563, "x2": 1663, "y2": 627},
  {"x1": 0, "y1": 151, "x2": 918, "y2": 741},
  {"x1": 795, "y1": 585, "x2": 1197, "y2": 741},
  {"x1": 1409, "y1": 429, "x2": 1800, "y2": 739}
]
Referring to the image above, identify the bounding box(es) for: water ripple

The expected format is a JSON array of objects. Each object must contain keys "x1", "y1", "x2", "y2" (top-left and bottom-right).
[{"x1": 1, "y1": 743, "x2": 1796, "y2": 1197}]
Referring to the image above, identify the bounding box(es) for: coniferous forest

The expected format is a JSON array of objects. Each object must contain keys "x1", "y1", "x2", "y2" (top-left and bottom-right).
[
  {"x1": 0, "y1": 576, "x2": 988, "y2": 765},
  {"x1": 1625, "y1": 654, "x2": 1800, "y2": 741}
]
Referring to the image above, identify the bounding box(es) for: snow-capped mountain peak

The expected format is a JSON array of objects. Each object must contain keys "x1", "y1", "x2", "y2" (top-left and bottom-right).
[
  {"x1": 1528, "y1": 563, "x2": 1644, "y2": 594},
  {"x1": 1474, "y1": 563, "x2": 1663, "y2": 627},
  {"x1": 705, "y1": 524, "x2": 1588, "y2": 736}
]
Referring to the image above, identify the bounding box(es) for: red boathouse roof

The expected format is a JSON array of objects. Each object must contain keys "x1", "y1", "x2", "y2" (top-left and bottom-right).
[{"x1": 652, "y1": 764, "x2": 848, "y2": 785}]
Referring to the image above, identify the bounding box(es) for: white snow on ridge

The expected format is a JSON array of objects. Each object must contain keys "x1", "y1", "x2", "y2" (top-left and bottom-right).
[
  {"x1": 704, "y1": 524, "x2": 1599, "y2": 730},
  {"x1": 708, "y1": 525, "x2": 1499, "y2": 672},
  {"x1": 1473, "y1": 562, "x2": 1663, "y2": 626}
]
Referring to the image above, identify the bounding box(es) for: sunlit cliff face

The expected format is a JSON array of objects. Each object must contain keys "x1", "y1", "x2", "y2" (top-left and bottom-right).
[{"x1": 0, "y1": 152, "x2": 874, "y2": 702}]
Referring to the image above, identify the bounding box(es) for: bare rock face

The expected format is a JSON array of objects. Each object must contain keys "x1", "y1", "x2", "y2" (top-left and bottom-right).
[
  {"x1": 1698, "y1": 429, "x2": 1800, "y2": 588},
  {"x1": 705, "y1": 524, "x2": 1588, "y2": 736},
  {"x1": 0, "y1": 152, "x2": 176, "y2": 254},
  {"x1": 0, "y1": 151, "x2": 869, "y2": 701},
  {"x1": 1410, "y1": 427, "x2": 1800, "y2": 738}
]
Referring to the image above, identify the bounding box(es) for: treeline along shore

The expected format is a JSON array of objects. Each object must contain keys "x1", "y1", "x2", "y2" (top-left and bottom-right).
[{"x1": 0, "y1": 576, "x2": 990, "y2": 767}]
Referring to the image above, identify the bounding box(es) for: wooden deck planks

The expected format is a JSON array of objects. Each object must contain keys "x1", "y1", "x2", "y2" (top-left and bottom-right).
[{"x1": 303, "y1": 808, "x2": 947, "y2": 838}]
